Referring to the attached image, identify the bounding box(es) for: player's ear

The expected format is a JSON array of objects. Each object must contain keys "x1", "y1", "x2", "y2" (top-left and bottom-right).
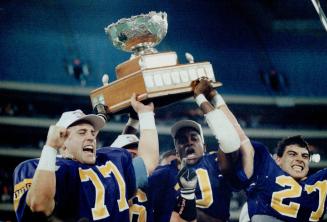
[{"x1": 275, "y1": 155, "x2": 282, "y2": 166}]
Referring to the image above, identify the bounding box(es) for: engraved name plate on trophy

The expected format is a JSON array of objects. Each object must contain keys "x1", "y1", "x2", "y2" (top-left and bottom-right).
[{"x1": 90, "y1": 11, "x2": 221, "y2": 114}]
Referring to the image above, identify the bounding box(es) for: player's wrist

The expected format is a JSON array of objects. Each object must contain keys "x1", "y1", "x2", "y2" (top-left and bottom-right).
[
  {"x1": 180, "y1": 188, "x2": 196, "y2": 200},
  {"x1": 37, "y1": 145, "x2": 57, "y2": 171},
  {"x1": 138, "y1": 112, "x2": 156, "y2": 130},
  {"x1": 195, "y1": 94, "x2": 208, "y2": 107},
  {"x1": 174, "y1": 194, "x2": 197, "y2": 221}
]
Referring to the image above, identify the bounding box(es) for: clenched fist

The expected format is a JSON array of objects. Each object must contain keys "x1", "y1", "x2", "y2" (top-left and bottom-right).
[{"x1": 192, "y1": 78, "x2": 217, "y2": 100}]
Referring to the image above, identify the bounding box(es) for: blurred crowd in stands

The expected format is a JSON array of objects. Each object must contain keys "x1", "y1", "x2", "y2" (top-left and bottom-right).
[
  {"x1": 0, "y1": 168, "x2": 12, "y2": 204},
  {"x1": 1, "y1": 99, "x2": 326, "y2": 130}
]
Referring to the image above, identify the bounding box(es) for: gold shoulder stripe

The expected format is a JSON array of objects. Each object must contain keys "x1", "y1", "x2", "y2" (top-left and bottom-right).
[{"x1": 13, "y1": 178, "x2": 32, "y2": 212}]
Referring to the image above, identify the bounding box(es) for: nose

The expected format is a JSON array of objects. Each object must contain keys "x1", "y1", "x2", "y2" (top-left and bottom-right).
[
  {"x1": 184, "y1": 136, "x2": 194, "y2": 147},
  {"x1": 294, "y1": 155, "x2": 305, "y2": 164},
  {"x1": 86, "y1": 131, "x2": 96, "y2": 141}
]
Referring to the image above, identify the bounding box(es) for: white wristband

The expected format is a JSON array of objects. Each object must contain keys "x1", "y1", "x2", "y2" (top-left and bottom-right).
[
  {"x1": 126, "y1": 117, "x2": 140, "y2": 129},
  {"x1": 212, "y1": 93, "x2": 226, "y2": 108},
  {"x1": 37, "y1": 145, "x2": 57, "y2": 171},
  {"x1": 205, "y1": 109, "x2": 240, "y2": 153},
  {"x1": 138, "y1": 112, "x2": 156, "y2": 130},
  {"x1": 195, "y1": 94, "x2": 208, "y2": 107},
  {"x1": 181, "y1": 189, "x2": 196, "y2": 200}
]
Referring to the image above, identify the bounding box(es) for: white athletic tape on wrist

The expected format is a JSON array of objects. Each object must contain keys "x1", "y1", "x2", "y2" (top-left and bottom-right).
[
  {"x1": 212, "y1": 94, "x2": 226, "y2": 108},
  {"x1": 37, "y1": 145, "x2": 57, "y2": 171},
  {"x1": 195, "y1": 94, "x2": 208, "y2": 107},
  {"x1": 205, "y1": 109, "x2": 240, "y2": 153},
  {"x1": 181, "y1": 189, "x2": 196, "y2": 200},
  {"x1": 139, "y1": 112, "x2": 156, "y2": 130},
  {"x1": 127, "y1": 117, "x2": 140, "y2": 129}
]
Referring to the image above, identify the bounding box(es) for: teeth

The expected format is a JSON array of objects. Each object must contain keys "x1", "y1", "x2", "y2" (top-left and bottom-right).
[
  {"x1": 83, "y1": 145, "x2": 94, "y2": 153},
  {"x1": 292, "y1": 166, "x2": 303, "y2": 171},
  {"x1": 186, "y1": 153, "x2": 196, "y2": 159}
]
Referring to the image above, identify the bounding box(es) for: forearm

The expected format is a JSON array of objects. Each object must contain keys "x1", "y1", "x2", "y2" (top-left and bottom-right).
[
  {"x1": 138, "y1": 129, "x2": 159, "y2": 174},
  {"x1": 26, "y1": 145, "x2": 57, "y2": 215},
  {"x1": 219, "y1": 105, "x2": 248, "y2": 142},
  {"x1": 26, "y1": 170, "x2": 56, "y2": 215},
  {"x1": 240, "y1": 140, "x2": 254, "y2": 178},
  {"x1": 194, "y1": 79, "x2": 254, "y2": 178},
  {"x1": 195, "y1": 94, "x2": 240, "y2": 153},
  {"x1": 138, "y1": 112, "x2": 159, "y2": 175},
  {"x1": 211, "y1": 94, "x2": 254, "y2": 178}
]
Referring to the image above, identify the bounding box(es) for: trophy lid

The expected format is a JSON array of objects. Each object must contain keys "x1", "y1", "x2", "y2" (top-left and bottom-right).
[{"x1": 105, "y1": 11, "x2": 168, "y2": 56}]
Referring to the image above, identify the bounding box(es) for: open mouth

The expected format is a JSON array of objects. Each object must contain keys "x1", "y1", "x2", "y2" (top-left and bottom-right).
[
  {"x1": 83, "y1": 145, "x2": 94, "y2": 154},
  {"x1": 185, "y1": 147, "x2": 196, "y2": 159}
]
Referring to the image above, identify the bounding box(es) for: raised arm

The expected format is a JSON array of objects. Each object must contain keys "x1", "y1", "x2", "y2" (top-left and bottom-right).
[
  {"x1": 209, "y1": 90, "x2": 254, "y2": 178},
  {"x1": 130, "y1": 93, "x2": 159, "y2": 175},
  {"x1": 26, "y1": 125, "x2": 66, "y2": 215},
  {"x1": 194, "y1": 79, "x2": 254, "y2": 178}
]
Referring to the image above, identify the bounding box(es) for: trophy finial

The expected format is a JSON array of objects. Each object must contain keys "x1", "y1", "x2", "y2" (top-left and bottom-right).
[
  {"x1": 185, "y1": 52, "x2": 194, "y2": 64},
  {"x1": 102, "y1": 74, "x2": 109, "y2": 86}
]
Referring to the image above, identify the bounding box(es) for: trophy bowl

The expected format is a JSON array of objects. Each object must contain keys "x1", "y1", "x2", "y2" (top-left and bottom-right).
[{"x1": 105, "y1": 11, "x2": 168, "y2": 56}]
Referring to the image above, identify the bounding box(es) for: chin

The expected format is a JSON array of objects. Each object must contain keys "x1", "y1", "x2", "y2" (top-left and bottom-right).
[
  {"x1": 85, "y1": 160, "x2": 96, "y2": 165},
  {"x1": 186, "y1": 158, "x2": 200, "y2": 166},
  {"x1": 83, "y1": 157, "x2": 96, "y2": 165},
  {"x1": 290, "y1": 172, "x2": 306, "y2": 181}
]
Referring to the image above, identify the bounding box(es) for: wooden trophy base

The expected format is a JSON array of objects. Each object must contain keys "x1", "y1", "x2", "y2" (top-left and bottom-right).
[{"x1": 90, "y1": 52, "x2": 222, "y2": 114}]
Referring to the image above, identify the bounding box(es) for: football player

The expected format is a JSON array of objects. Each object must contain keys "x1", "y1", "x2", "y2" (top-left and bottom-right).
[
  {"x1": 149, "y1": 78, "x2": 241, "y2": 222},
  {"x1": 197, "y1": 78, "x2": 327, "y2": 222},
  {"x1": 114, "y1": 112, "x2": 196, "y2": 222},
  {"x1": 13, "y1": 94, "x2": 158, "y2": 222}
]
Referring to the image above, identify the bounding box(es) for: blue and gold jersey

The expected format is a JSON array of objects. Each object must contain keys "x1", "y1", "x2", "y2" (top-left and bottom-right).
[
  {"x1": 149, "y1": 153, "x2": 232, "y2": 222},
  {"x1": 148, "y1": 160, "x2": 179, "y2": 222},
  {"x1": 237, "y1": 141, "x2": 327, "y2": 222},
  {"x1": 129, "y1": 186, "x2": 154, "y2": 222},
  {"x1": 13, "y1": 147, "x2": 136, "y2": 222},
  {"x1": 191, "y1": 152, "x2": 232, "y2": 221}
]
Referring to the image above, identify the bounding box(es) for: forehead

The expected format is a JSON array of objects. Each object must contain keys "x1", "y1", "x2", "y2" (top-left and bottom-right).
[
  {"x1": 284, "y1": 144, "x2": 309, "y2": 155},
  {"x1": 175, "y1": 127, "x2": 200, "y2": 139},
  {"x1": 68, "y1": 122, "x2": 95, "y2": 131}
]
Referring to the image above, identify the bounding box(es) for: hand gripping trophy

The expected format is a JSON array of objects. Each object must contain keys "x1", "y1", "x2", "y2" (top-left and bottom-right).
[{"x1": 90, "y1": 11, "x2": 221, "y2": 118}]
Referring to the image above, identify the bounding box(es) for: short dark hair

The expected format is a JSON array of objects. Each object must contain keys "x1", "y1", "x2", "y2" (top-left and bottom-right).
[
  {"x1": 160, "y1": 149, "x2": 176, "y2": 162},
  {"x1": 276, "y1": 135, "x2": 310, "y2": 157}
]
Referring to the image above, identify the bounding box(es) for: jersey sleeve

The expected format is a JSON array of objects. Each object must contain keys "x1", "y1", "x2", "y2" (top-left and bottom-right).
[
  {"x1": 233, "y1": 141, "x2": 273, "y2": 188},
  {"x1": 13, "y1": 158, "x2": 78, "y2": 222},
  {"x1": 13, "y1": 159, "x2": 49, "y2": 222}
]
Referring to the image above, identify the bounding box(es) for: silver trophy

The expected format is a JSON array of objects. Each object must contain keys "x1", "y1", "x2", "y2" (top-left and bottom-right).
[
  {"x1": 105, "y1": 11, "x2": 168, "y2": 56},
  {"x1": 91, "y1": 11, "x2": 221, "y2": 115}
]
